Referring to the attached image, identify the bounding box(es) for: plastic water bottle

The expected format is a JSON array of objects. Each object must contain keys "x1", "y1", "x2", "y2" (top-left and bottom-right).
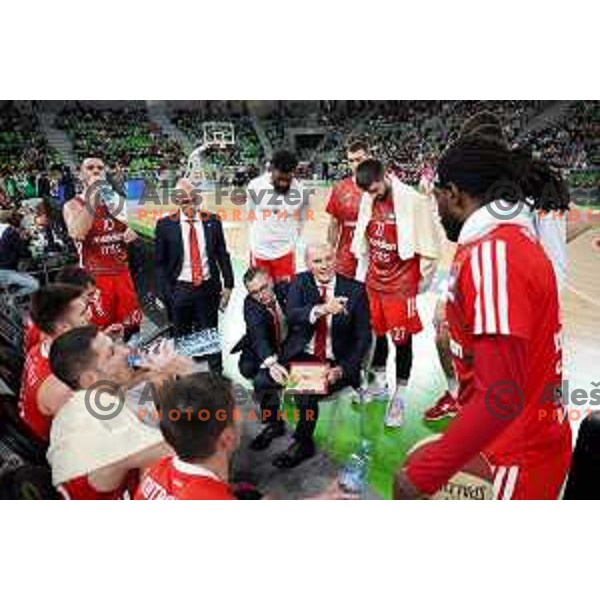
[
  {"x1": 339, "y1": 442, "x2": 371, "y2": 496},
  {"x1": 175, "y1": 327, "x2": 221, "y2": 358},
  {"x1": 127, "y1": 351, "x2": 143, "y2": 370},
  {"x1": 127, "y1": 333, "x2": 143, "y2": 369}
]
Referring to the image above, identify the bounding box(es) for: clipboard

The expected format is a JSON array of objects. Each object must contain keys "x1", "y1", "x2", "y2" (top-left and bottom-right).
[{"x1": 287, "y1": 362, "x2": 329, "y2": 395}]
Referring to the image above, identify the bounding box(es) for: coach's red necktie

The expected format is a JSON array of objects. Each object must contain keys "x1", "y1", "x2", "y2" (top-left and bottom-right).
[
  {"x1": 314, "y1": 286, "x2": 328, "y2": 361},
  {"x1": 189, "y1": 221, "x2": 203, "y2": 287},
  {"x1": 268, "y1": 303, "x2": 282, "y2": 350}
]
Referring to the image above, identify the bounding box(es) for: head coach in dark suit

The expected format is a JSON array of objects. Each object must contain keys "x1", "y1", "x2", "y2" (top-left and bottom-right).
[
  {"x1": 231, "y1": 267, "x2": 290, "y2": 451},
  {"x1": 274, "y1": 241, "x2": 372, "y2": 469},
  {"x1": 154, "y1": 179, "x2": 234, "y2": 373}
]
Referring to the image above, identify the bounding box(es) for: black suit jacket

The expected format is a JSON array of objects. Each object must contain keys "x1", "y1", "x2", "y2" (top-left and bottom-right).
[
  {"x1": 231, "y1": 282, "x2": 289, "y2": 379},
  {"x1": 282, "y1": 272, "x2": 372, "y2": 388},
  {"x1": 154, "y1": 211, "x2": 234, "y2": 312},
  {"x1": 0, "y1": 226, "x2": 22, "y2": 270}
]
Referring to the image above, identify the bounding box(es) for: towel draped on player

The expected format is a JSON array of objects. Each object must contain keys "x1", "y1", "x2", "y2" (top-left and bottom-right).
[
  {"x1": 47, "y1": 390, "x2": 163, "y2": 486},
  {"x1": 351, "y1": 176, "x2": 441, "y2": 281}
]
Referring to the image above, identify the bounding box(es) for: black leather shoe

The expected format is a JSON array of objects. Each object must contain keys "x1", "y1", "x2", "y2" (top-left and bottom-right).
[
  {"x1": 249, "y1": 422, "x2": 286, "y2": 451},
  {"x1": 272, "y1": 440, "x2": 316, "y2": 469}
]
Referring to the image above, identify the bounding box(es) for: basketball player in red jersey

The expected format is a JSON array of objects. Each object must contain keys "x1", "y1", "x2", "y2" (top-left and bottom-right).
[
  {"x1": 19, "y1": 284, "x2": 89, "y2": 443},
  {"x1": 63, "y1": 157, "x2": 141, "y2": 340},
  {"x1": 135, "y1": 373, "x2": 238, "y2": 500},
  {"x1": 23, "y1": 266, "x2": 124, "y2": 353},
  {"x1": 354, "y1": 159, "x2": 439, "y2": 427},
  {"x1": 424, "y1": 111, "x2": 591, "y2": 422},
  {"x1": 327, "y1": 140, "x2": 370, "y2": 279},
  {"x1": 56, "y1": 265, "x2": 126, "y2": 338},
  {"x1": 394, "y1": 135, "x2": 572, "y2": 500},
  {"x1": 327, "y1": 140, "x2": 388, "y2": 402},
  {"x1": 135, "y1": 373, "x2": 355, "y2": 500}
]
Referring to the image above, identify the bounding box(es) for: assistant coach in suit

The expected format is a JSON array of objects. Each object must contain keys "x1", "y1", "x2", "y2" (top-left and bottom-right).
[
  {"x1": 274, "y1": 241, "x2": 372, "y2": 469},
  {"x1": 231, "y1": 267, "x2": 289, "y2": 451},
  {"x1": 154, "y1": 178, "x2": 234, "y2": 373}
]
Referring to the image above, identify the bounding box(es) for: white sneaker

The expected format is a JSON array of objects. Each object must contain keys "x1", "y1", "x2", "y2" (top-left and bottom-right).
[
  {"x1": 384, "y1": 392, "x2": 405, "y2": 428},
  {"x1": 364, "y1": 385, "x2": 388, "y2": 403}
]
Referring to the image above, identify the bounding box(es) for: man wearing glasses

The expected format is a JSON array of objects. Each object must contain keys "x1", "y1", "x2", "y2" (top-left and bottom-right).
[
  {"x1": 232, "y1": 267, "x2": 289, "y2": 451},
  {"x1": 63, "y1": 157, "x2": 142, "y2": 341}
]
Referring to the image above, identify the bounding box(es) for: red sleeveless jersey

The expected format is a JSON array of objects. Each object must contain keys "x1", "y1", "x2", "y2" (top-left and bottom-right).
[
  {"x1": 73, "y1": 196, "x2": 129, "y2": 275},
  {"x1": 326, "y1": 177, "x2": 362, "y2": 278},
  {"x1": 134, "y1": 457, "x2": 235, "y2": 500},
  {"x1": 19, "y1": 342, "x2": 52, "y2": 442},
  {"x1": 365, "y1": 194, "x2": 421, "y2": 295}
]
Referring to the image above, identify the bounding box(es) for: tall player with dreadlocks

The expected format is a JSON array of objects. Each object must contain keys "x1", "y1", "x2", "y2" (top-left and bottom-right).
[
  {"x1": 394, "y1": 135, "x2": 572, "y2": 499},
  {"x1": 424, "y1": 111, "x2": 591, "y2": 422}
]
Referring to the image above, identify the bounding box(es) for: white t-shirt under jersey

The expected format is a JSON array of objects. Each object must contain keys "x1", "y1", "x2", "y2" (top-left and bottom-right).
[
  {"x1": 531, "y1": 210, "x2": 568, "y2": 294},
  {"x1": 246, "y1": 173, "x2": 309, "y2": 260}
]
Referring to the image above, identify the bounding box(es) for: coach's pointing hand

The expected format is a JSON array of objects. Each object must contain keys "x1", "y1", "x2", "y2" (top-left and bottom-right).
[{"x1": 324, "y1": 296, "x2": 348, "y2": 316}]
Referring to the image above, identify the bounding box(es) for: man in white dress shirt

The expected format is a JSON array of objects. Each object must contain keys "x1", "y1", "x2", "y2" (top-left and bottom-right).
[{"x1": 154, "y1": 178, "x2": 234, "y2": 373}]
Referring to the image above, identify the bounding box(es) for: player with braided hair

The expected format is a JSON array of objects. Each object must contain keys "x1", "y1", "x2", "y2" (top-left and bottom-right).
[
  {"x1": 424, "y1": 111, "x2": 585, "y2": 422},
  {"x1": 395, "y1": 135, "x2": 572, "y2": 499}
]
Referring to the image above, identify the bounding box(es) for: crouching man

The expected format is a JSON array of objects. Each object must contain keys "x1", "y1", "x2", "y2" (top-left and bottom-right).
[{"x1": 231, "y1": 267, "x2": 290, "y2": 451}]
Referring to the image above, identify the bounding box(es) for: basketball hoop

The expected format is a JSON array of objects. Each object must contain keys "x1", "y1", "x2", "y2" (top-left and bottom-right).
[{"x1": 185, "y1": 122, "x2": 235, "y2": 184}]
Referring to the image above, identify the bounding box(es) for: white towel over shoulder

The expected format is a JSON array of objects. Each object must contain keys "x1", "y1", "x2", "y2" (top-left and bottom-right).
[
  {"x1": 47, "y1": 390, "x2": 163, "y2": 486},
  {"x1": 350, "y1": 176, "x2": 441, "y2": 280}
]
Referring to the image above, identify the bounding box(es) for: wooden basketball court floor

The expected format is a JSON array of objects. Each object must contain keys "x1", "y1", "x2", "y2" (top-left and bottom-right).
[{"x1": 131, "y1": 188, "x2": 600, "y2": 498}]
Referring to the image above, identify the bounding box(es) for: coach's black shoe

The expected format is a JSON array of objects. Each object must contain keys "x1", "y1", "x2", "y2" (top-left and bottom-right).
[
  {"x1": 272, "y1": 440, "x2": 316, "y2": 469},
  {"x1": 250, "y1": 422, "x2": 286, "y2": 451}
]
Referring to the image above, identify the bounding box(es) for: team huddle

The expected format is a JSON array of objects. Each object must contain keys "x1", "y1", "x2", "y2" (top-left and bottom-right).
[{"x1": 17, "y1": 111, "x2": 574, "y2": 499}]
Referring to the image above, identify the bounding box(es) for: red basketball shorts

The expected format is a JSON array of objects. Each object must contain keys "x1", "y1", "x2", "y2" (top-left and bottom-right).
[
  {"x1": 250, "y1": 252, "x2": 295, "y2": 283},
  {"x1": 91, "y1": 271, "x2": 142, "y2": 333},
  {"x1": 367, "y1": 288, "x2": 423, "y2": 344}
]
